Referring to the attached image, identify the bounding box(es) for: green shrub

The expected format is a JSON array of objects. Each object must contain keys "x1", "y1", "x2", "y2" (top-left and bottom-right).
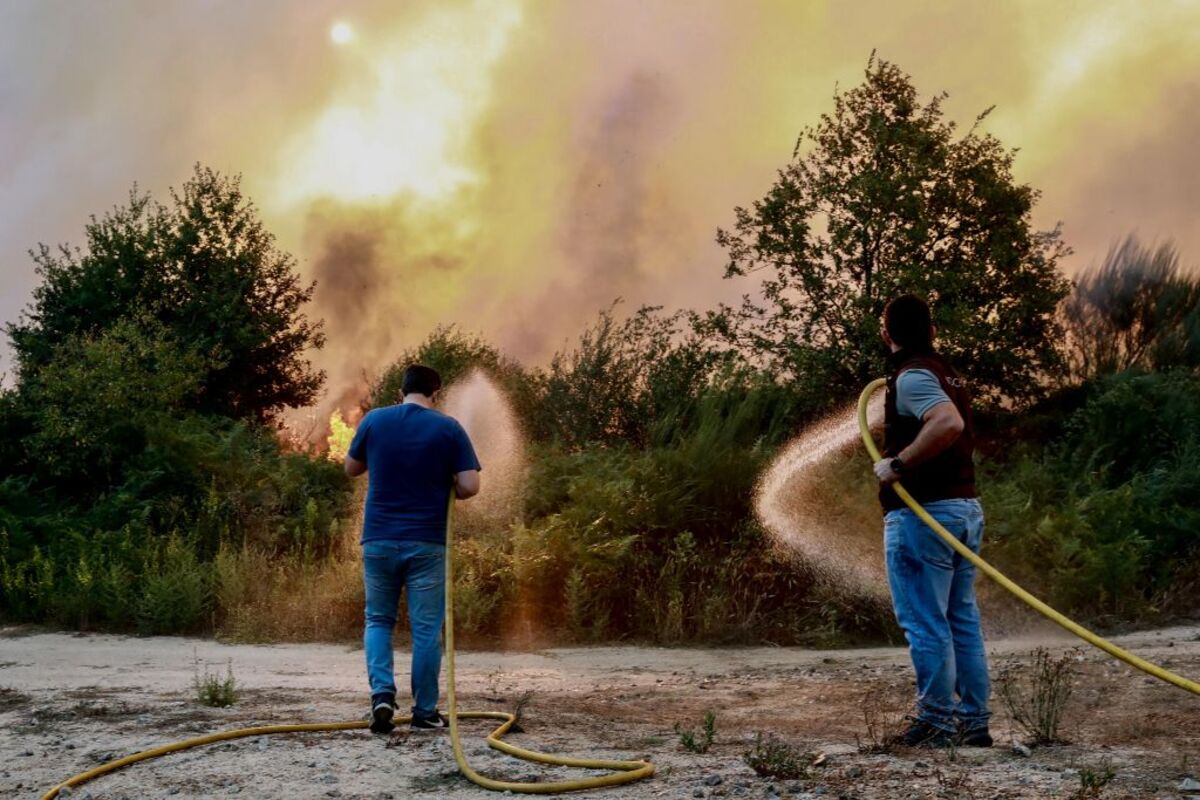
[
  {"x1": 138, "y1": 535, "x2": 211, "y2": 635},
  {"x1": 193, "y1": 658, "x2": 238, "y2": 707},
  {"x1": 984, "y1": 370, "x2": 1200, "y2": 618},
  {"x1": 743, "y1": 733, "x2": 815, "y2": 779},
  {"x1": 674, "y1": 710, "x2": 717, "y2": 754}
]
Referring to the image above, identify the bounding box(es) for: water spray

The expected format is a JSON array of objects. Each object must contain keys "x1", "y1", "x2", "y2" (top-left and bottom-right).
[
  {"x1": 755, "y1": 392, "x2": 888, "y2": 599},
  {"x1": 857, "y1": 378, "x2": 1200, "y2": 696}
]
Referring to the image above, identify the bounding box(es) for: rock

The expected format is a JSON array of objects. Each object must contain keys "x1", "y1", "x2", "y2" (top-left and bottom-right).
[
  {"x1": 846, "y1": 767, "x2": 863, "y2": 779},
  {"x1": 321, "y1": 773, "x2": 338, "y2": 784},
  {"x1": 57, "y1": 788, "x2": 72, "y2": 798},
  {"x1": 21, "y1": 750, "x2": 33, "y2": 757},
  {"x1": 1180, "y1": 778, "x2": 1200, "y2": 792},
  {"x1": 706, "y1": 775, "x2": 724, "y2": 786},
  {"x1": 1011, "y1": 743, "x2": 1032, "y2": 758},
  {"x1": 694, "y1": 791, "x2": 705, "y2": 798}
]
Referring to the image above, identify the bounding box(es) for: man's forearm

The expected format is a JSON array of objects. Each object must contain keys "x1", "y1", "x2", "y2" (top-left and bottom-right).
[{"x1": 898, "y1": 415, "x2": 962, "y2": 468}]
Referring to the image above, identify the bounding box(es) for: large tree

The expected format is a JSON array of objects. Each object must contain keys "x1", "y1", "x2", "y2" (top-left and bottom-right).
[
  {"x1": 7, "y1": 165, "x2": 324, "y2": 422},
  {"x1": 711, "y1": 56, "x2": 1070, "y2": 407}
]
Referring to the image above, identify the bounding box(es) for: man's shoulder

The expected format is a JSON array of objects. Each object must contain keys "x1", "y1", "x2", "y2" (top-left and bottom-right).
[{"x1": 896, "y1": 367, "x2": 940, "y2": 390}]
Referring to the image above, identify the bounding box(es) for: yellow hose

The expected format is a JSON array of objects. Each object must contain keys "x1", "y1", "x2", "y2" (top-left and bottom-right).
[
  {"x1": 442, "y1": 497, "x2": 656, "y2": 793},
  {"x1": 858, "y1": 377, "x2": 1200, "y2": 696},
  {"x1": 41, "y1": 499, "x2": 653, "y2": 799}
]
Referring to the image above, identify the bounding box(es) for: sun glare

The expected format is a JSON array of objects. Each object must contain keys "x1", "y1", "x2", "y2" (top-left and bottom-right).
[
  {"x1": 280, "y1": 1, "x2": 522, "y2": 207},
  {"x1": 330, "y1": 21, "x2": 354, "y2": 45}
]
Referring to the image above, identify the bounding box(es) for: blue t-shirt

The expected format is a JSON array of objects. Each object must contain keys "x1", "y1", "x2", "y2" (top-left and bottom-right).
[
  {"x1": 348, "y1": 404, "x2": 482, "y2": 544},
  {"x1": 896, "y1": 368, "x2": 951, "y2": 419}
]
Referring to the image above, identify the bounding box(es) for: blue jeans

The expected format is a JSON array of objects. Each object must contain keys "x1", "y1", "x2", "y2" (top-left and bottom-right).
[
  {"x1": 884, "y1": 498, "x2": 990, "y2": 732},
  {"x1": 363, "y1": 540, "x2": 446, "y2": 716}
]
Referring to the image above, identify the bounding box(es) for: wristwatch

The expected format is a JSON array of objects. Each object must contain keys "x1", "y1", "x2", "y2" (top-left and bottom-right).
[{"x1": 890, "y1": 457, "x2": 906, "y2": 475}]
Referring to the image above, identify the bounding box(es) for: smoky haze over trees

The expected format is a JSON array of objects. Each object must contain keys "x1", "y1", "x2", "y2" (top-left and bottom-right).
[
  {"x1": 1, "y1": 62, "x2": 1199, "y2": 641},
  {"x1": 711, "y1": 57, "x2": 1070, "y2": 409}
]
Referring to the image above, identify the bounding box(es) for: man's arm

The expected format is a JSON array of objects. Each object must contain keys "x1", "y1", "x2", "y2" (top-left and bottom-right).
[
  {"x1": 345, "y1": 454, "x2": 367, "y2": 477},
  {"x1": 454, "y1": 469, "x2": 480, "y2": 499},
  {"x1": 897, "y1": 401, "x2": 964, "y2": 468},
  {"x1": 874, "y1": 400, "x2": 963, "y2": 484}
]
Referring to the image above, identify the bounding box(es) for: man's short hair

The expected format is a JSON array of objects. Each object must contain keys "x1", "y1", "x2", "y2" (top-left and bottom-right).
[
  {"x1": 884, "y1": 294, "x2": 934, "y2": 350},
  {"x1": 401, "y1": 365, "x2": 442, "y2": 398}
]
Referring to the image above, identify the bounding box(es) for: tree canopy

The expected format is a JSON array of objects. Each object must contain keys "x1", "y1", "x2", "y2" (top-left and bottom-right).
[
  {"x1": 7, "y1": 165, "x2": 325, "y2": 423},
  {"x1": 711, "y1": 56, "x2": 1070, "y2": 407}
]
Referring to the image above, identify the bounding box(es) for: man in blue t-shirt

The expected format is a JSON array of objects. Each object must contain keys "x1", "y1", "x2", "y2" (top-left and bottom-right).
[{"x1": 345, "y1": 364, "x2": 481, "y2": 733}]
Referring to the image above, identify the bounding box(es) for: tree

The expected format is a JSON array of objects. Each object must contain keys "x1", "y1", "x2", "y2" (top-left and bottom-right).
[
  {"x1": 712, "y1": 56, "x2": 1070, "y2": 407},
  {"x1": 7, "y1": 165, "x2": 324, "y2": 423},
  {"x1": 1061, "y1": 235, "x2": 1200, "y2": 382}
]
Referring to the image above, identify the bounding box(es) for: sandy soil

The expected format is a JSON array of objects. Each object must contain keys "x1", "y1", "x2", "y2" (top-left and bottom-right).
[{"x1": 2, "y1": 625, "x2": 1198, "y2": 800}]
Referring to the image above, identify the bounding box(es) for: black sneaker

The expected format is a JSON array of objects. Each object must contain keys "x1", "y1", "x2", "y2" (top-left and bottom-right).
[
  {"x1": 410, "y1": 711, "x2": 450, "y2": 730},
  {"x1": 887, "y1": 719, "x2": 955, "y2": 748},
  {"x1": 370, "y1": 693, "x2": 397, "y2": 734},
  {"x1": 956, "y1": 725, "x2": 993, "y2": 748}
]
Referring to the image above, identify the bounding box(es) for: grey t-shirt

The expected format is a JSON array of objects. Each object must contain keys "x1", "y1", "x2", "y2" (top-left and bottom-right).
[{"x1": 896, "y1": 368, "x2": 951, "y2": 419}]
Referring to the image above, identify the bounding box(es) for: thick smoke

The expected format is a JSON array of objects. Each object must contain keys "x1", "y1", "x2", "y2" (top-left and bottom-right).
[{"x1": 3, "y1": 0, "x2": 1200, "y2": 398}]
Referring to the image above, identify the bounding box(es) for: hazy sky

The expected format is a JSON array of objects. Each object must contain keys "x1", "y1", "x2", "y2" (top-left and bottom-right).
[{"x1": 3, "y1": 0, "x2": 1199, "y2": 405}]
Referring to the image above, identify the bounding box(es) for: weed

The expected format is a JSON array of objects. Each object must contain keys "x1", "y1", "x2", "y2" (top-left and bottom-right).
[
  {"x1": 510, "y1": 690, "x2": 534, "y2": 733},
  {"x1": 674, "y1": 710, "x2": 716, "y2": 754},
  {"x1": 0, "y1": 686, "x2": 30, "y2": 711},
  {"x1": 933, "y1": 760, "x2": 972, "y2": 794},
  {"x1": 855, "y1": 686, "x2": 910, "y2": 753},
  {"x1": 743, "y1": 732, "x2": 815, "y2": 779},
  {"x1": 193, "y1": 656, "x2": 238, "y2": 708},
  {"x1": 1070, "y1": 758, "x2": 1117, "y2": 799},
  {"x1": 997, "y1": 647, "x2": 1076, "y2": 745}
]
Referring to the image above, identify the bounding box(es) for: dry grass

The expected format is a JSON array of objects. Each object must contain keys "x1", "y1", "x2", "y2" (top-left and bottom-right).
[
  {"x1": 997, "y1": 647, "x2": 1078, "y2": 746},
  {"x1": 214, "y1": 541, "x2": 364, "y2": 643},
  {"x1": 855, "y1": 685, "x2": 911, "y2": 754}
]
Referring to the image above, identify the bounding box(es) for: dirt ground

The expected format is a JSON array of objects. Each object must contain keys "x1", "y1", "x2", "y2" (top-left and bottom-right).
[{"x1": 2, "y1": 624, "x2": 1198, "y2": 800}]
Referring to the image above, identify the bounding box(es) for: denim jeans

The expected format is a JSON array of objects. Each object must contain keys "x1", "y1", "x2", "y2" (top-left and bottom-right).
[
  {"x1": 362, "y1": 540, "x2": 446, "y2": 717},
  {"x1": 884, "y1": 498, "x2": 990, "y2": 732}
]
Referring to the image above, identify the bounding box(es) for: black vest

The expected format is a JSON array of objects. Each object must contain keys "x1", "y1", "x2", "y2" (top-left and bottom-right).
[{"x1": 879, "y1": 349, "x2": 977, "y2": 512}]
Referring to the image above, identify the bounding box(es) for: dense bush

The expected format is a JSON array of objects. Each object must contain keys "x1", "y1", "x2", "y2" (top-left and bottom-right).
[
  {"x1": 0, "y1": 166, "x2": 351, "y2": 633},
  {"x1": 983, "y1": 370, "x2": 1200, "y2": 619}
]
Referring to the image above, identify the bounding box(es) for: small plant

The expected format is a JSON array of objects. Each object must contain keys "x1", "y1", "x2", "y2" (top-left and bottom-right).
[
  {"x1": 193, "y1": 657, "x2": 238, "y2": 708},
  {"x1": 510, "y1": 690, "x2": 535, "y2": 733},
  {"x1": 674, "y1": 710, "x2": 716, "y2": 754},
  {"x1": 1071, "y1": 758, "x2": 1117, "y2": 799},
  {"x1": 743, "y1": 732, "x2": 814, "y2": 779},
  {"x1": 0, "y1": 687, "x2": 30, "y2": 711},
  {"x1": 855, "y1": 687, "x2": 910, "y2": 754},
  {"x1": 997, "y1": 647, "x2": 1076, "y2": 745}
]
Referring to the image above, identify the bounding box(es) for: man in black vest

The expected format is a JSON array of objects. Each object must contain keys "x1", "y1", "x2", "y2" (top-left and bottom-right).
[{"x1": 872, "y1": 294, "x2": 991, "y2": 748}]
